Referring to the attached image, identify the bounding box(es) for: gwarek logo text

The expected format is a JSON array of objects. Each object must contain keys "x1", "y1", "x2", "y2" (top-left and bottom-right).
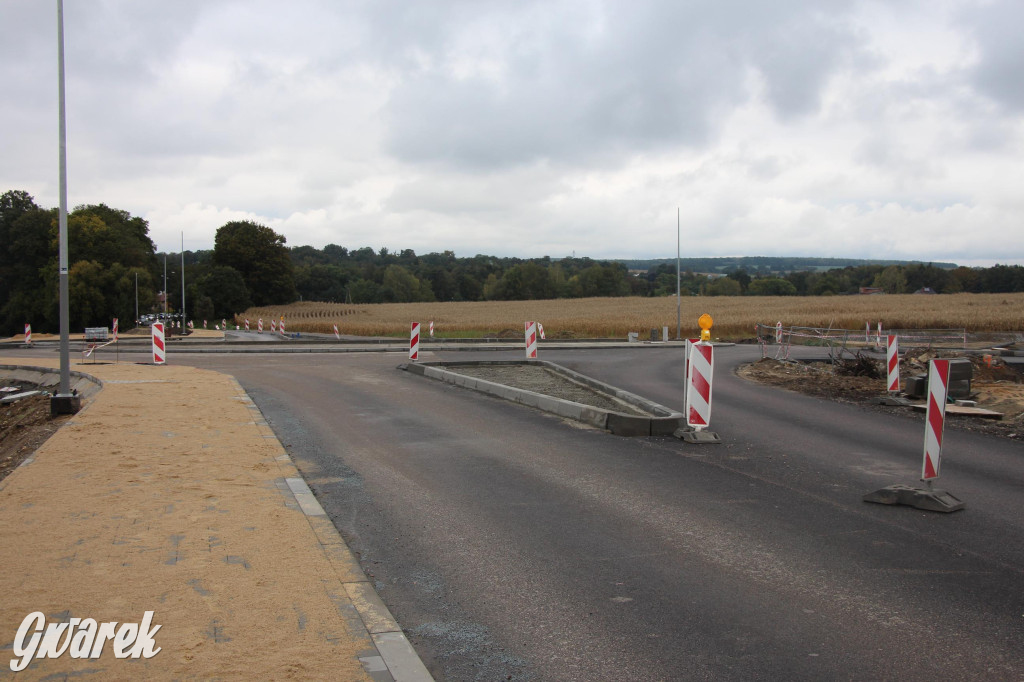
[{"x1": 10, "y1": 611, "x2": 161, "y2": 672}]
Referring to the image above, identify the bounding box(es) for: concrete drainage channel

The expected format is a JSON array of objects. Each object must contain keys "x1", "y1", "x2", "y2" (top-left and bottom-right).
[{"x1": 399, "y1": 359, "x2": 684, "y2": 437}]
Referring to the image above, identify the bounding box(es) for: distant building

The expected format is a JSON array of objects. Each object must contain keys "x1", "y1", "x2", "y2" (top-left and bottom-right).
[{"x1": 859, "y1": 287, "x2": 885, "y2": 295}]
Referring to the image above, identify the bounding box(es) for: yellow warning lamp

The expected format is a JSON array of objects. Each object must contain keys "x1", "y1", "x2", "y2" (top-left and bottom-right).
[{"x1": 698, "y1": 313, "x2": 713, "y2": 342}]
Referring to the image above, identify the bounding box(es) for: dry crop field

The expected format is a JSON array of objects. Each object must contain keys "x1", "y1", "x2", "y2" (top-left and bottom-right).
[{"x1": 241, "y1": 293, "x2": 1024, "y2": 340}]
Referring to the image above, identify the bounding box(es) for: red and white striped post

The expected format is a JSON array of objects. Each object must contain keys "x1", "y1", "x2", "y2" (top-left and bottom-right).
[
  {"x1": 245, "y1": 318, "x2": 250, "y2": 331},
  {"x1": 538, "y1": 322, "x2": 546, "y2": 340},
  {"x1": 221, "y1": 318, "x2": 226, "y2": 330},
  {"x1": 410, "y1": 322, "x2": 420, "y2": 361},
  {"x1": 525, "y1": 321, "x2": 538, "y2": 359},
  {"x1": 886, "y1": 335, "x2": 900, "y2": 394},
  {"x1": 686, "y1": 342, "x2": 714, "y2": 430},
  {"x1": 333, "y1": 323, "x2": 340, "y2": 340},
  {"x1": 152, "y1": 322, "x2": 166, "y2": 365},
  {"x1": 922, "y1": 359, "x2": 950, "y2": 482},
  {"x1": 270, "y1": 319, "x2": 276, "y2": 333},
  {"x1": 258, "y1": 318, "x2": 263, "y2": 333},
  {"x1": 876, "y1": 322, "x2": 882, "y2": 346},
  {"x1": 112, "y1": 318, "x2": 118, "y2": 342},
  {"x1": 279, "y1": 319, "x2": 286, "y2": 336},
  {"x1": 683, "y1": 337, "x2": 700, "y2": 388},
  {"x1": 429, "y1": 320, "x2": 434, "y2": 337},
  {"x1": 775, "y1": 321, "x2": 782, "y2": 344},
  {"x1": 24, "y1": 324, "x2": 31, "y2": 345},
  {"x1": 203, "y1": 319, "x2": 207, "y2": 329}
]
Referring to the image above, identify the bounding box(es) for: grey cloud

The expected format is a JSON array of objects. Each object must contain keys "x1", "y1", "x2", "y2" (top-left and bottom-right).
[
  {"x1": 376, "y1": 0, "x2": 865, "y2": 170},
  {"x1": 964, "y1": 1, "x2": 1024, "y2": 110}
]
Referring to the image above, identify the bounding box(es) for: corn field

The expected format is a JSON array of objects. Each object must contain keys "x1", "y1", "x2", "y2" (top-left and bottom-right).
[{"x1": 239, "y1": 293, "x2": 1024, "y2": 340}]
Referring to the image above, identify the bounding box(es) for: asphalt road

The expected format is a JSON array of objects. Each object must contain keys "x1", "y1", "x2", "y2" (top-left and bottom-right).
[{"x1": 158, "y1": 345, "x2": 1024, "y2": 681}]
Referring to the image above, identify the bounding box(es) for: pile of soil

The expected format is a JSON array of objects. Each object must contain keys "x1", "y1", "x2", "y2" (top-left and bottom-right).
[
  {"x1": 738, "y1": 353, "x2": 1024, "y2": 440},
  {"x1": 0, "y1": 392, "x2": 72, "y2": 483}
]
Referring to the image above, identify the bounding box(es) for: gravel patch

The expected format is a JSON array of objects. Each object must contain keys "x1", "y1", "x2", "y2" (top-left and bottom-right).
[{"x1": 444, "y1": 364, "x2": 654, "y2": 416}]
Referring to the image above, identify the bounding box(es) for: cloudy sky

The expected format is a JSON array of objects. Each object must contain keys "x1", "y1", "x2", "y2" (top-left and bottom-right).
[{"x1": 2, "y1": 0, "x2": 1022, "y2": 265}]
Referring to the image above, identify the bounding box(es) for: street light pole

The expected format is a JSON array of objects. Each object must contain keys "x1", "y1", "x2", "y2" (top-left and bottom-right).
[
  {"x1": 135, "y1": 271, "x2": 139, "y2": 324},
  {"x1": 180, "y1": 233, "x2": 186, "y2": 333},
  {"x1": 676, "y1": 207, "x2": 681, "y2": 341},
  {"x1": 51, "y1": 0, "x2": 79, "y2": 415}
]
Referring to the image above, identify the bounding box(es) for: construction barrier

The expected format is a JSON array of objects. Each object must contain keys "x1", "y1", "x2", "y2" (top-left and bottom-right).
[
  {"x1": 538, "y1": 323, "x2": 546, "y2": 340},
  {"x1": 245, "y1": 319, "x2": 250, "y2": 331},
  {"x1": 271, "y1": 320, "x2": 276, "y2": 333},
  {"x1": 280, "y1": 319, "x2": 286, "y2": 336},
  {"x1": 258, "y1": 318, "x2": 263, "y2": 333},
  {"x1": 112, "y1": 318, "x2": 118, "y2": 342},
  {"x1": 686, "y1": 342, "x2": 714, "y2": 429},
  {"x1": 24, "y1": 324, "x2": 31, "y2": 345},
  {"x1": 429, "y1": 320, "x2": 434, "y2": 337},
  {"x1": 525, "y1": 321, "x2": 538, "y2": 359},
  {"x1": 922, "y1": 359, "x2": 950, "y2": 481},
  {"x1": 333, "y1": 323, "x2": 340, "y2": 340},
  {"x1": 683, "y1": 337, "x2": 700, "y2": 387},
  {"x1": 410, "y1": 322, "x2": 420, "y2": 361},
  {"x1": 886, "y1": 335, "x2": 900, "y2": 393},
  {"x1": 152, "y1": 322, "x2": 166, "y2": 365}
]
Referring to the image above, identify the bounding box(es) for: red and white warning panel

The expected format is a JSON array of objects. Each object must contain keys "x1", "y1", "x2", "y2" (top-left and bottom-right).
[
  {"x1": 24, "y1": 324, "x2": 31, "y2": 345},
  {"x1": 886, "y1": 335, "x2": 900, "y2": 393},
  {"x1": 112, "y1": 318, "x2": 118, "y2": 342},
  {"x1": 686, "y1": 342, "x2": 714, "y2": 429},
  {"x1": 410, "y1": 322, "x2": 420, "y2": 361},
  {"x1": 333, "y1": 323, "x2": 340, "y2": 340},
  {"x1": 258, "y1": 318, "x2": 263, "y2": 333},
  {"x1": 245, "y1": 318, "x2": 250, "y2": 331},
  {"x1": 152, "y1": 322, "x2": 166, "y2": 365},
  {"x1": 922, "y1": 359, "x2": 950, "y2": 481},
  {"x1": 525, "y1": 321, "x2": 538, "y2": 359}
]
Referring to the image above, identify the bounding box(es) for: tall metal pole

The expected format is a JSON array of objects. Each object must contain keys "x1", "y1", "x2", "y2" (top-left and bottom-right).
[
  {"x1": 135, "y1": 271, "x2": 139, "y2": 324},
  {"x1": 54, "y1": 0, "x2": 75, "y2": 412},
  {"x1": 163, "y1": 254, "x2": 168, "y2": 319},
  {"x1": 676, "y1": 207, "x2": 681, "y2": 340},
  {"x1": 180, "y1": 233, "x2": 186, "y2": 332}
]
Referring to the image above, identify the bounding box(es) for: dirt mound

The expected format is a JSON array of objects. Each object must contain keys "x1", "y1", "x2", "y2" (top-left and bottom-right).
[
  {"x1": 737, "y1": 353, "x2": 1024, "y2": 440},
  {"x1": 0, "y1": 392, "x2": 72, "y2": 483}
]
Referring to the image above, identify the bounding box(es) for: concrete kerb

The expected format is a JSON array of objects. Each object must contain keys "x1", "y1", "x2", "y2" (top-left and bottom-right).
[
  {"x1": 400, "y1": 359, "x2": 684, "y2": 437},
  {"x1": 232, "y1": 378, "x2": 435, "y2": 682},
  {"x1": 0, "y1": 363, "x2": 103, "y2": 399}
]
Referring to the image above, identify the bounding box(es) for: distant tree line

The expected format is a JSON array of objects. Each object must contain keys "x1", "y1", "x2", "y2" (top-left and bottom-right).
[
  {"x1": 3, "y1": 188, "x2": 1023, "y2": 336},
  {"x1": 684, "y1": 262, "x2": 1024, "y2": 296}
]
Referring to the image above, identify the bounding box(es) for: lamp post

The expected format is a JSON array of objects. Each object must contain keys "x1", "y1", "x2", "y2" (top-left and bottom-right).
[
  {"x1": 51, "y1": 0, "x2": 79, "y2": 415},
  {"x1": 676, "y1": 207, "x2": 681, "y2": 341},
  {"x1": 180, "y1": 233, "x2": 186, "y2": 333}
]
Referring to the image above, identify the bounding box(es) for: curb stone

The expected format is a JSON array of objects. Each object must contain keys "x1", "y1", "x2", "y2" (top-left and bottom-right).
[{"x1": 233, "y1": 378, "x2": 434, "y2": 682}]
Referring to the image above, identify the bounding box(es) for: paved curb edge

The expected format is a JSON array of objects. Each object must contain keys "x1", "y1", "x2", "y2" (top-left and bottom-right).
[{"x1": 228, "y1": 378, "x2": 435, "y2": 682}]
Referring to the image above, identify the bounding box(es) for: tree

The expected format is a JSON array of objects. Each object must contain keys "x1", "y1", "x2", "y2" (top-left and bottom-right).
[
  {"x1": 748, "y1": 277, "x2": 797, "y2": 296},
  {"x1": 706, "y1": 277, "x2": 742, "y2": 296},
  {"x1": 213, "y1": 220, "x2": 297, "y2": 306},
  {"x1": 380, "y1": 265, "x2": 424, "y2": 302},
  {"x1": 873, "y1": 266, "x2": 907, "y2": 294},
  {"x1": 193, "y1": 265, "x2": 251, "y2": 318}
]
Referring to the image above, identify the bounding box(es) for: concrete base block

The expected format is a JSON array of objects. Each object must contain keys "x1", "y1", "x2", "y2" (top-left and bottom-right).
[
  {"x1": 673, "y1": 427, "x2": 722, "y2": 444},
  {"x1": 863, "y1": 484, "x2": 965, "y2": 513},
  {"x1": 50, "y1": 393, "x2": 82, "y2": 416}
]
